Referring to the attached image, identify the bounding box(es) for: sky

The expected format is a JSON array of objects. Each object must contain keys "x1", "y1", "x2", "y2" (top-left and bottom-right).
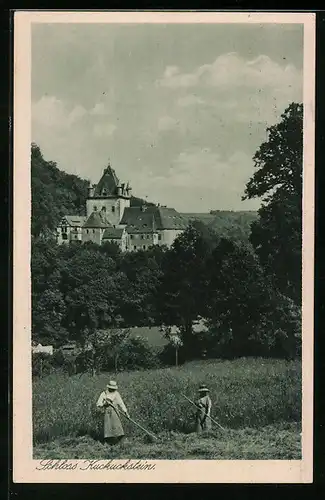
[{"x1": 31, "y1": 22, "x2": 303, "y2": 212}]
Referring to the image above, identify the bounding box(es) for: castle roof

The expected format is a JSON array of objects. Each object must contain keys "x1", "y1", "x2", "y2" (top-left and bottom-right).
[
  {"x1": 93, "y1": 164, "x2": 120, "y2": 197},
  {"x1": 83, "y1": 211, "x2": 113, "y2": 229},
  {"x1": 157, "y1": 207, "x2": 188, "y2": 230},
  {"x1": 120, "y1": 206, "x2": 188, "y2": 233},
  {"x1": 122, "y1": 210, "x2": 157, "y2": 234},
  {"x1": 102, "y1": 227, "x2": 125, "y2": 240},
  {"x1": 62, "y1": 215, "x2": 87, "y2": 227}
]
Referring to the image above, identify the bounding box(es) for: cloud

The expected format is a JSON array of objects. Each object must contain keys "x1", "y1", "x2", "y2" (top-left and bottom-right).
[
  {"x1": 177, "y1": 94, "x2": 205, "y2": 107},
  {"x1": 32, "y1": 95, "x2": 117, "y2": 178},
  {"x1": 32, "y1": 95, "x2": 117, "y2": 138},
  {"x1": 158, "y1": 52, "x2": 300, "y2": 92},
  {"x1": 132, "y1": 147, "x2": 261, "y2": 212},
  {"x1": 157, "y1": 115, "x2": 179, "y2": 131},
  {"x1": 93, "y1": 123, "x2": 117, "y2": 138},
  {"x1": 157, "y1": 53, "x2": 301, "y2": 126},
  {"x1": 168, "y1": 148, "x2": 254, "y2": 190},
  {"x1": 32, "y1": 96, "x2": 87, "y2": 129},
  {"x1": 90, "y1": 102, "x2": 109, "y2": 116}
]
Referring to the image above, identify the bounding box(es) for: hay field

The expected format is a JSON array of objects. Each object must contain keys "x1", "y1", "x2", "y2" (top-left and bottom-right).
[{"x1": 33, "y1": 357, "x2": 301, "y2": 460}]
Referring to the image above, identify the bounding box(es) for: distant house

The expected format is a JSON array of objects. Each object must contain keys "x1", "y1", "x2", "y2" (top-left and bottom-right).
[
  {"x1": 60, "y1": 343, "x2": 81, "y2": 357},
  {"x1": 56, "y1": 162, "x2": 188, "y2": 251},
  {"x1": 167, "y1": 318, "x2": 208, "y2": 335},
  {"x1": 32, "y1": 343, "x2": 54, "y2": 355},
  {"x1": 57, "y1": 215, "x2": 87, "y2": 245}
]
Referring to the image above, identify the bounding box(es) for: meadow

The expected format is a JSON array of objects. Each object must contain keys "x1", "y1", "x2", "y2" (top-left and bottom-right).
[{"x1": 33, "y1": 357, "x2": 302, "y2": 460}]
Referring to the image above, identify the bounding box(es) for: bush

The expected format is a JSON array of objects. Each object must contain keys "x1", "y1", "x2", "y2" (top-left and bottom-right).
[
  {"x1": 73, "y1": 336, "x2": 160, "y2": 375},
  {"x1": 105, "y1": 336, "x2": 160, "y2": 372},
  {"x1": 32, "y1": 352, "x2": 55, "y2": 377},
  {"x1": 123, "y1": 336, "x2": 161, "y2": 370}
]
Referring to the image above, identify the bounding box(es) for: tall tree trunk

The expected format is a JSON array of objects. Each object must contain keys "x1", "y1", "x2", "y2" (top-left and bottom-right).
[
  {"x1": 183, "y1": 318, "x2": 194, "y2": 358},
  {"x1": 115, "y1": 353, "x2": 119, "y2": 374}
]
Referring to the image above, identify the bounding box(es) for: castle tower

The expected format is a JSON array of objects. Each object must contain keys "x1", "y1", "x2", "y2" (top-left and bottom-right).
[{"x1": 86, "y1": 161, "x2": 131, "y2": 226}]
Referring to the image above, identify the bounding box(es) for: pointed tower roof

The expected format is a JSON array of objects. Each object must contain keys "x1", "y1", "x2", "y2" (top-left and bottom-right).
[
  {"x1": 93, "y1": 162, "x2": 120, "y2": 197},
  {"x1": 83, "y1": 211, "x2": 113, "y2": 228}
]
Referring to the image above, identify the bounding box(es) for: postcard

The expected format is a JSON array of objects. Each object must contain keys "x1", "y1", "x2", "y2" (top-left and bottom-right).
[{"x1": 13, "y1": 10, "x2": 315, "y2": 483}]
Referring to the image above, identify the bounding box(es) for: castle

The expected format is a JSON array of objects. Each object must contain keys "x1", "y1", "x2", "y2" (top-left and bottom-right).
[{"x1": 56, "y1": 162, "x2": 188, "y2": 251}]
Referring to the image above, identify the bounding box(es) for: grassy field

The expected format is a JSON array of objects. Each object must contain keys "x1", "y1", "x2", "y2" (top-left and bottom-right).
[{"x1": 33, "y1": 358, "x2": 301, "y2": 460}]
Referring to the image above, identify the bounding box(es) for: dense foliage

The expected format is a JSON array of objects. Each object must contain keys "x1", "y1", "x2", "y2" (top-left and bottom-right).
[
  {"x1": 32, "y1": 103, "x2": 302, "y2": 369},
  {"x1": 31, "y1": 143, "x2": 89, "y2": 237},
  {"x1": 32, "y1": 219, "x2": 301, "y2": 362},
  {"x1": 243, "y1": 103, "x2": 303, "y2": 304}
]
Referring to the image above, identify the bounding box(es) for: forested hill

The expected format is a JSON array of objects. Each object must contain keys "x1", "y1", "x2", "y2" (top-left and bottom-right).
[
  {"x1": 31, "y1": 144, "x2": 154, "y2": 237},
  {"x1": 31, "y1": 143, "x2": 257, "y2": 239},
  {"x1": 32, "y1": 144, "x2": 89, "y2": 237},
  {"x1": 182, "y1": 211, "x2": 258, "y2": 241}
]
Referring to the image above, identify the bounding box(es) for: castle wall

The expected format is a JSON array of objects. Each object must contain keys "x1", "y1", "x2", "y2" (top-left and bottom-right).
[
  {"x1": 126, "y1": 232, "x2": 158, "y2": 252},
  {"x1": 157, "y1": 229, "x2": 184, "y2": 247},
  {"x1": 57, "y1": 221, "x2": 72, "y2": 245},
  {"x1": 103, "y1": 234, "x2": 128, "y2": 252},
  {"x1": 69, "y1": 227, "x2": 83, "y2": 243},
  {"x1": 118, "y1": 198, "x2": 131, "y2": 223},
  {"x1": 82, "y1": 227, "x2": 103, "y2": 245},
  {"x1": 57, "y1": 228, "x2": 70, "y2": 245},
  {"x1": 86, "y1": 197, "x2": 130, "y2": 226}
]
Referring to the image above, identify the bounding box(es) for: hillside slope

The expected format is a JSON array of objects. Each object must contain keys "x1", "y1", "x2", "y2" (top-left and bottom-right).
[
  {"x1": 32, "y1": 144, "x2": 89, "y2": 237},
  {"x1": 31, "y1": 144, "x2": 154, "y2": 237},
  {"x1": 182, "y1": 211, "x2": 258, "y2": 240}
]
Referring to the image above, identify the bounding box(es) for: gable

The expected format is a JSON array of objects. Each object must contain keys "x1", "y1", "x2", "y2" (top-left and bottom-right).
[{"x1": 93, "y1": 165, "x2": 119, "y2": 197}]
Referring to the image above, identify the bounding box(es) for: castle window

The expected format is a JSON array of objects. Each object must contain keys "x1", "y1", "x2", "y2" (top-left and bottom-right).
[
  {"x1": 130, "y1": 235, "x2": 133, "y2": 240},
  {"x1": 141, "y1": 235, "x2": 144, "y2": 240},
  {"x1": 87, "y1": 229, "x2": 89, "y2": 234},
  {"x1": 133, "y1": 245, "x2": 136, "y2": 250},
  {"x1": 93, "y1": 229, "x2": 95, "y2": 233},
  {"x1": 94, "y1": 206, "x2": 98, "y2": 211},
  {"x1": 62, "y1": 233, "x2": 68, "y2": 240},
  {"x1": 102, "y1": 189, "x2": 107, "y2": 196},
  {"x1": 158, "y1": 234, "x2": 162, "y2": 241},
  {"x1": 75, "y1": 235, "x2": 78, "y2": 239},
  {"x1": 62, "y1": 226, "x2": 67, "y2": 233},
  {"x1": 143, "y1": 245, "x2": 146, "y2": 250},
  {"x1": 101, "y1": 206, "x2": 106, "y2": 212},
  {"x1": 112, "y1": 206, "x2": 115, "y2": 213}
]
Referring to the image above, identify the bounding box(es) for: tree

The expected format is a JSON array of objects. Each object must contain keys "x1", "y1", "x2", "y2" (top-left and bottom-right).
[
  {"x1": 32, "y1": 269, "x2": 68, "y2": 345},
  {"x1": 157, "y1": 224, "x2": 215, "y2": 356},
  {"x1": 204, "y1": 238, "x2": 275, "y2": 356},
  {"x1": 243, "y1": 102, "x2": 303, "y2": 304},
  {"x1": 78, "y1": 327, "x2": 130, "y2": 376},
  {"x1": 161, "y1": 327, "x2": 183, "y2": 367},
  {"x1": 118, "y1": 246, "x2": 166, "y2": 326}
]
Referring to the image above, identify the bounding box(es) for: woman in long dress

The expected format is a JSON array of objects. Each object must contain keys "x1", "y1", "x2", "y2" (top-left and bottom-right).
[
  {"x1": 195, "y1": 384, "x2": 212, "y2": 433},
  {"x1": 96, "y1": 380, "x2": 129, "y2": 444}
]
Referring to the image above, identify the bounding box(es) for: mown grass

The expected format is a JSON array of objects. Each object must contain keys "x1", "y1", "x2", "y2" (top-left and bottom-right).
[
  {"x1": 33, "y1": 357, "x2": 301, "y2": 459},
  {"x1": 34, "y1": 422, "x2": 301, "y2": 460}
]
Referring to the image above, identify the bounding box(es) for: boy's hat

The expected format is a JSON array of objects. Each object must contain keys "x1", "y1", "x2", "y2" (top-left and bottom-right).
[
  {"x1": 198, "y1": 384, "x2": 209, "y2": 392},
  {"x1": 107, "y1": 380, "x2": 118, "y2": 390}
]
